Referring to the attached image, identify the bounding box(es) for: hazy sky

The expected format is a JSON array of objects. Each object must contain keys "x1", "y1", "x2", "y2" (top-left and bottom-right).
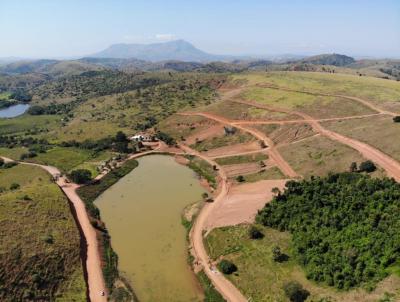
[{"x1": 1, "y1": 0, "x2": 399, "y2": 58}]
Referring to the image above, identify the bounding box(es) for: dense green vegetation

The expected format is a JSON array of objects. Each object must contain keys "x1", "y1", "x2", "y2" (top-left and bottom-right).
[{"x1": 257, "y1": 173, "x2": 400, "y2": 290}]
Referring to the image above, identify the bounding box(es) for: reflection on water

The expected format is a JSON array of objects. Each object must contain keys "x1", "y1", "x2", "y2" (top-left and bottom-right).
[{"x1": 95, "y1": 155, "x2": 205, "y2": 302}]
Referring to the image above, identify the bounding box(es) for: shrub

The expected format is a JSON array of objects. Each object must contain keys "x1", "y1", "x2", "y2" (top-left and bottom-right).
[
  {"x1": 248, "y1": 226, "x2": 264, "y2": 239},
  {"x1": 0, "y1": 158, "x2": 4, "y2": 167},
  {"x1": 272, "y1": 245, "x2": 288, "y2": 262},
  {"x1": 283, "y1": 281, "x2": 310, "y2": 302},
  {"x1": 393, "y1": 116, "x2": 400, "y2": 123},
  {"x1": 236, "y1": 175, "x2": 245, "y2": 182},
  {"x1": 359, "y1": 160, "x2": 376, "y2": 173},
  {"x1": 69, "y1": 169, "x2": 92, "y2": 184},
  {"x1": 3, "y1": 162, "x2": 17, "y2": 169},
  {"x1": 349, "y1": 161, "x2": 358, "y2": 172},
  {"x1": 218, "y1": 259, "x2": 237, "y2": 275},
  {"x1": 10, "y1": 183, "x2": 20, "y2": 190}
]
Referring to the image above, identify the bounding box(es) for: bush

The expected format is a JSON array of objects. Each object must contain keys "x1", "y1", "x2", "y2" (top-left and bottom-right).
[
  {"x1": 0, "y1": 158, "x2": 4, "y2": 167},
  {"x1": 272, "y1": 245, "x2": 288, "y2": 262},
  {"x1": 10, "y1": 183, "x2": 20, "y2": 190},
  {"x1": 69, "y1": 169, "x2": 92, "y2": 184},
  {"x1": 27, "y1": 105, "x2": 45, "y2": 115},
  {"x1": 218, "y1": 259, "x2": 237, "y2": 275},
  {"x1": 393, "y1": 116, "x2": 400, "y2": 123},
  {"x1": 236, "y1": 175, "x2": 245, "y2": 182},
  {"x1": 283, "y1": 281, "x2": 310, "y2": 302},
  {"x1": 359, "y1": 160, "x2": 376, "y2": 173},
  {"x1": 248, "y1": 226, "x2": 264, "y2": 239},
  {"x1": 3, "y1": 162, "x2": 17, "y2": 169}
]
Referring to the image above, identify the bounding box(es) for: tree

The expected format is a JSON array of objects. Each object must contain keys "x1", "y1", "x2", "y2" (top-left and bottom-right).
[
  {"x1": 236, "y1": 175, "x2": 245, "y2": 182},
  {"x1": 249, "y1": 226, "x2": 264, "y2": 239},
  {"x1": 0, "y1": 158, "x2": 4, "y2": 167},
  {"x1": 271, "y1": 187, "x2": 281, "y2": 195},
  {"x1": 69, "y1": 169, "x2": 92, "y2": 184},
  {"x1": 393, "y1": 116, "x2": 400, "y2": 123},
  {"x1": 349, "y1": 162, "x2": 358, "y2": 172},
  {"x1": 218, "y1": 260, "x2": 237, "y2": 275},
  {"x1": 114, "y1": 141, "x2": 129, "y2": 153},
  {"x1": 359, "y1": 160, "x2": 376, "y2": 173},
  {"x1": 202, "y1": 192, "x2": 209, "y2": 200},
  {"x1": 283, "y1": 281, "x2": 310, "y2": 302},
  {"x1": 115, "y1": 131, "x2": 128, "y2": 142},
  {"x1": 27, "y1": 105, "x2": 45, "y2": 115}
]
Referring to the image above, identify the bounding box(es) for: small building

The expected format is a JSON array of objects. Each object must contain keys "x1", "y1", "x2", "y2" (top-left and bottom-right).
[{"x1": 129, "y1": 133, "x2": 153, "y2": 142}]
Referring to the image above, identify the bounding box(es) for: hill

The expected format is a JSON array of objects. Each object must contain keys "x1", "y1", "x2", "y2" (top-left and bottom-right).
[
  {"x1": 301, "y1": 54, "x2": 355, "y2": 66},
  {"x1": 90, "y1": 39, "x2": 231, "y2": 62}
]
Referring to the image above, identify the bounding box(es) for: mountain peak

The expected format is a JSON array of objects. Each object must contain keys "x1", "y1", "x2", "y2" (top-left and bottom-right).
[{"x1": 90, "y1": 40, "x2": 227, "y2": 62}]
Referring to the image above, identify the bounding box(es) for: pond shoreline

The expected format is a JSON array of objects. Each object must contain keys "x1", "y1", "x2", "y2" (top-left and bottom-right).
[{"x1": 79, "y1": 150, "x2": 216, "y2": 301}]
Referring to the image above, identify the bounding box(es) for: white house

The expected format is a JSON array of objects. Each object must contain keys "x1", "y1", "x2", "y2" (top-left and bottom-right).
[{"x1": 129, "y1": 133, "x2": 153, "y2": 142}]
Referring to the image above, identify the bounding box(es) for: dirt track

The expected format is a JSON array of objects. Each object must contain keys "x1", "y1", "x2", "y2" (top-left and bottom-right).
[
  {"x1": 232, "y1": 99, "x2": 400, "y2": 181},
  {"x1": 0, "y1": 157, "x2": 107, "y2": 302},
  {"x1": 178, "y1": 144, "x2": 248, "y2": 302}
]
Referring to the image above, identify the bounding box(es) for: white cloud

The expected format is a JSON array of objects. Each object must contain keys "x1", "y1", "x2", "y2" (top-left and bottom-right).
[{"x1": 155, "y1": 34, "x2": 176, "y2": 41}]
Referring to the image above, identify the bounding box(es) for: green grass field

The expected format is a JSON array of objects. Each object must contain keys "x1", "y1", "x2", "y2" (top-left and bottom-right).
[
  {"x1": 25, "y1": 147, "x2": 111, "y2": 173},
  {"x1": 0, "y1": 164, "x2": 86, "y2": 301},
  {"x1": 205, "y1": 224, "x2": 400, "y2": 302},
  {"x1": 0, "y1": 114, "x2": 61, "y2": 136},
  {"x1": 232, "y1": 72, "x2": 400, "y2": 112},
  {"x1": 215, "y1": 153, "x2": 268, "y2": 165},
  {"x1": 191, "y1": 131, "x2": 255, "y2": 152},
  {"x1": 278, "y1": 135, "x2": 378, "y2": 178}
]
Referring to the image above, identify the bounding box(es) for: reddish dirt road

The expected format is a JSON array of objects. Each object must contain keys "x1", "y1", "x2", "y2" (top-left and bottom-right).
[
  {"x1": 179, "y1": 112, "x2": 298, "y2": 178},
  {"x1": 178, "y1": 144, "x2": 248, "y2": 302},
  {"x1": 0, "y1": 157, "x2": 107, "y2": 302},
  {"x1": 230, "y1": 99, "x2": 400, "y2": 182}
]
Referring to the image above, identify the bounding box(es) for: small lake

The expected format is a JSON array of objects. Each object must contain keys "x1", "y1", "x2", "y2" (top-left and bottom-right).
[
  {"x1": 95, "y1": 155, "x2": 205, "y2": 302},
  {"x1": 0, "y1": 104, "x2": 30, "y2": 118}
]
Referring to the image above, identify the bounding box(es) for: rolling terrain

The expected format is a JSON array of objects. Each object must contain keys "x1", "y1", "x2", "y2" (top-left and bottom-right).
[{"x1": 1, "y1": 59, "x2": 400, "y2": 302}]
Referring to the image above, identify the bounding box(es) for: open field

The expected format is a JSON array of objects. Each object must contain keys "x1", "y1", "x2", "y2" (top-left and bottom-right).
[
  {"x1": 205, "y1": 224, "x2": 400, "y2": 302},
  {"x1": 25, "y1": 147, "x2": 112, "y2": 174},
  {"x1": 0, "y1": 114, "x2": 61, "y2": 136},
  {"x1": 323, "y1": 114, "x2": 400, "y2": 162},
  {"x1": 278, "y1": 135, "x2": 368, "y2": 178},
  {"x1": 0, "y1": 147, "x2": 28, "y2": 160},
  {"x1": 232, "y1": 72, "x2": 400, "y2": 113},
  {"x1": 158, "y1": 114, "x2": 218, "y2": 141},
  {"x1": 0, "y1": 164, "x2": 86, "y2": 301},
  {"x1": 240, "y1": 86, "x2": 377, "y2": 119},
  {"x1": 254, "y1": 123, "x2": 316, "y2": 145},
  {"x1": 215, "y1": 153, "x2": 268, "y2": 165},
  {"x1": 191, "y1": 131, "x2": 255, "y2": 152},
  {"x1": 239, "y1": 166, "x2": 284, "y2": 182}
]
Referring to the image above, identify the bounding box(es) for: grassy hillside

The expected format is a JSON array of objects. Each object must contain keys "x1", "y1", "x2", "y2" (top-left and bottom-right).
[{"x1": 0, "y1": 164, "x2": 86, "y2": 301}]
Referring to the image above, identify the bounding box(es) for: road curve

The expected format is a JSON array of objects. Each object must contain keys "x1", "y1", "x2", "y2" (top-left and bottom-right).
[
  {"x1": 178, "y1": 144, "x2": 248, "y2": 302},
  {"x1": 0, "y1": 157, "x2": 107, "y2": 302},
  {"x1": 230, "y1": 99, "x2": 400, "y2": 182}
]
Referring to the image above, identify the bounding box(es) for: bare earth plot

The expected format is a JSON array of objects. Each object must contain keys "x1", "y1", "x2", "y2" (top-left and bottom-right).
[{"x1": 205, "y1": 179, "x2": 288, "y2": 229}]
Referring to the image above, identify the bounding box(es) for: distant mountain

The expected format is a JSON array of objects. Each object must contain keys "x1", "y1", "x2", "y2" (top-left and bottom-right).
[
  {"x1": 301, "y1": 54, "x2": 355, "y2": 66},
  {"x1": 90, "y1": 39, "x2": 233, "y2": 62}
]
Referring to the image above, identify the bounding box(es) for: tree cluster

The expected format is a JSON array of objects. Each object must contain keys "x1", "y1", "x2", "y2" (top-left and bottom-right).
[{"x1": 257, "y1": 173, "x2": 400, "y2": 290}]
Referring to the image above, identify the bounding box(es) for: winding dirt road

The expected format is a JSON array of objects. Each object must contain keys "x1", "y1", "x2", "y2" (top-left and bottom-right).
[
  {"x1": 231, "y1": 99, "x2": 400, "y2": 182},
  {"x1": 1, "y1": 157, "x2": 107, "y2": 302},
  {"x1": 178, "y1": 144, "x2": 249, "y2": 302}
]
